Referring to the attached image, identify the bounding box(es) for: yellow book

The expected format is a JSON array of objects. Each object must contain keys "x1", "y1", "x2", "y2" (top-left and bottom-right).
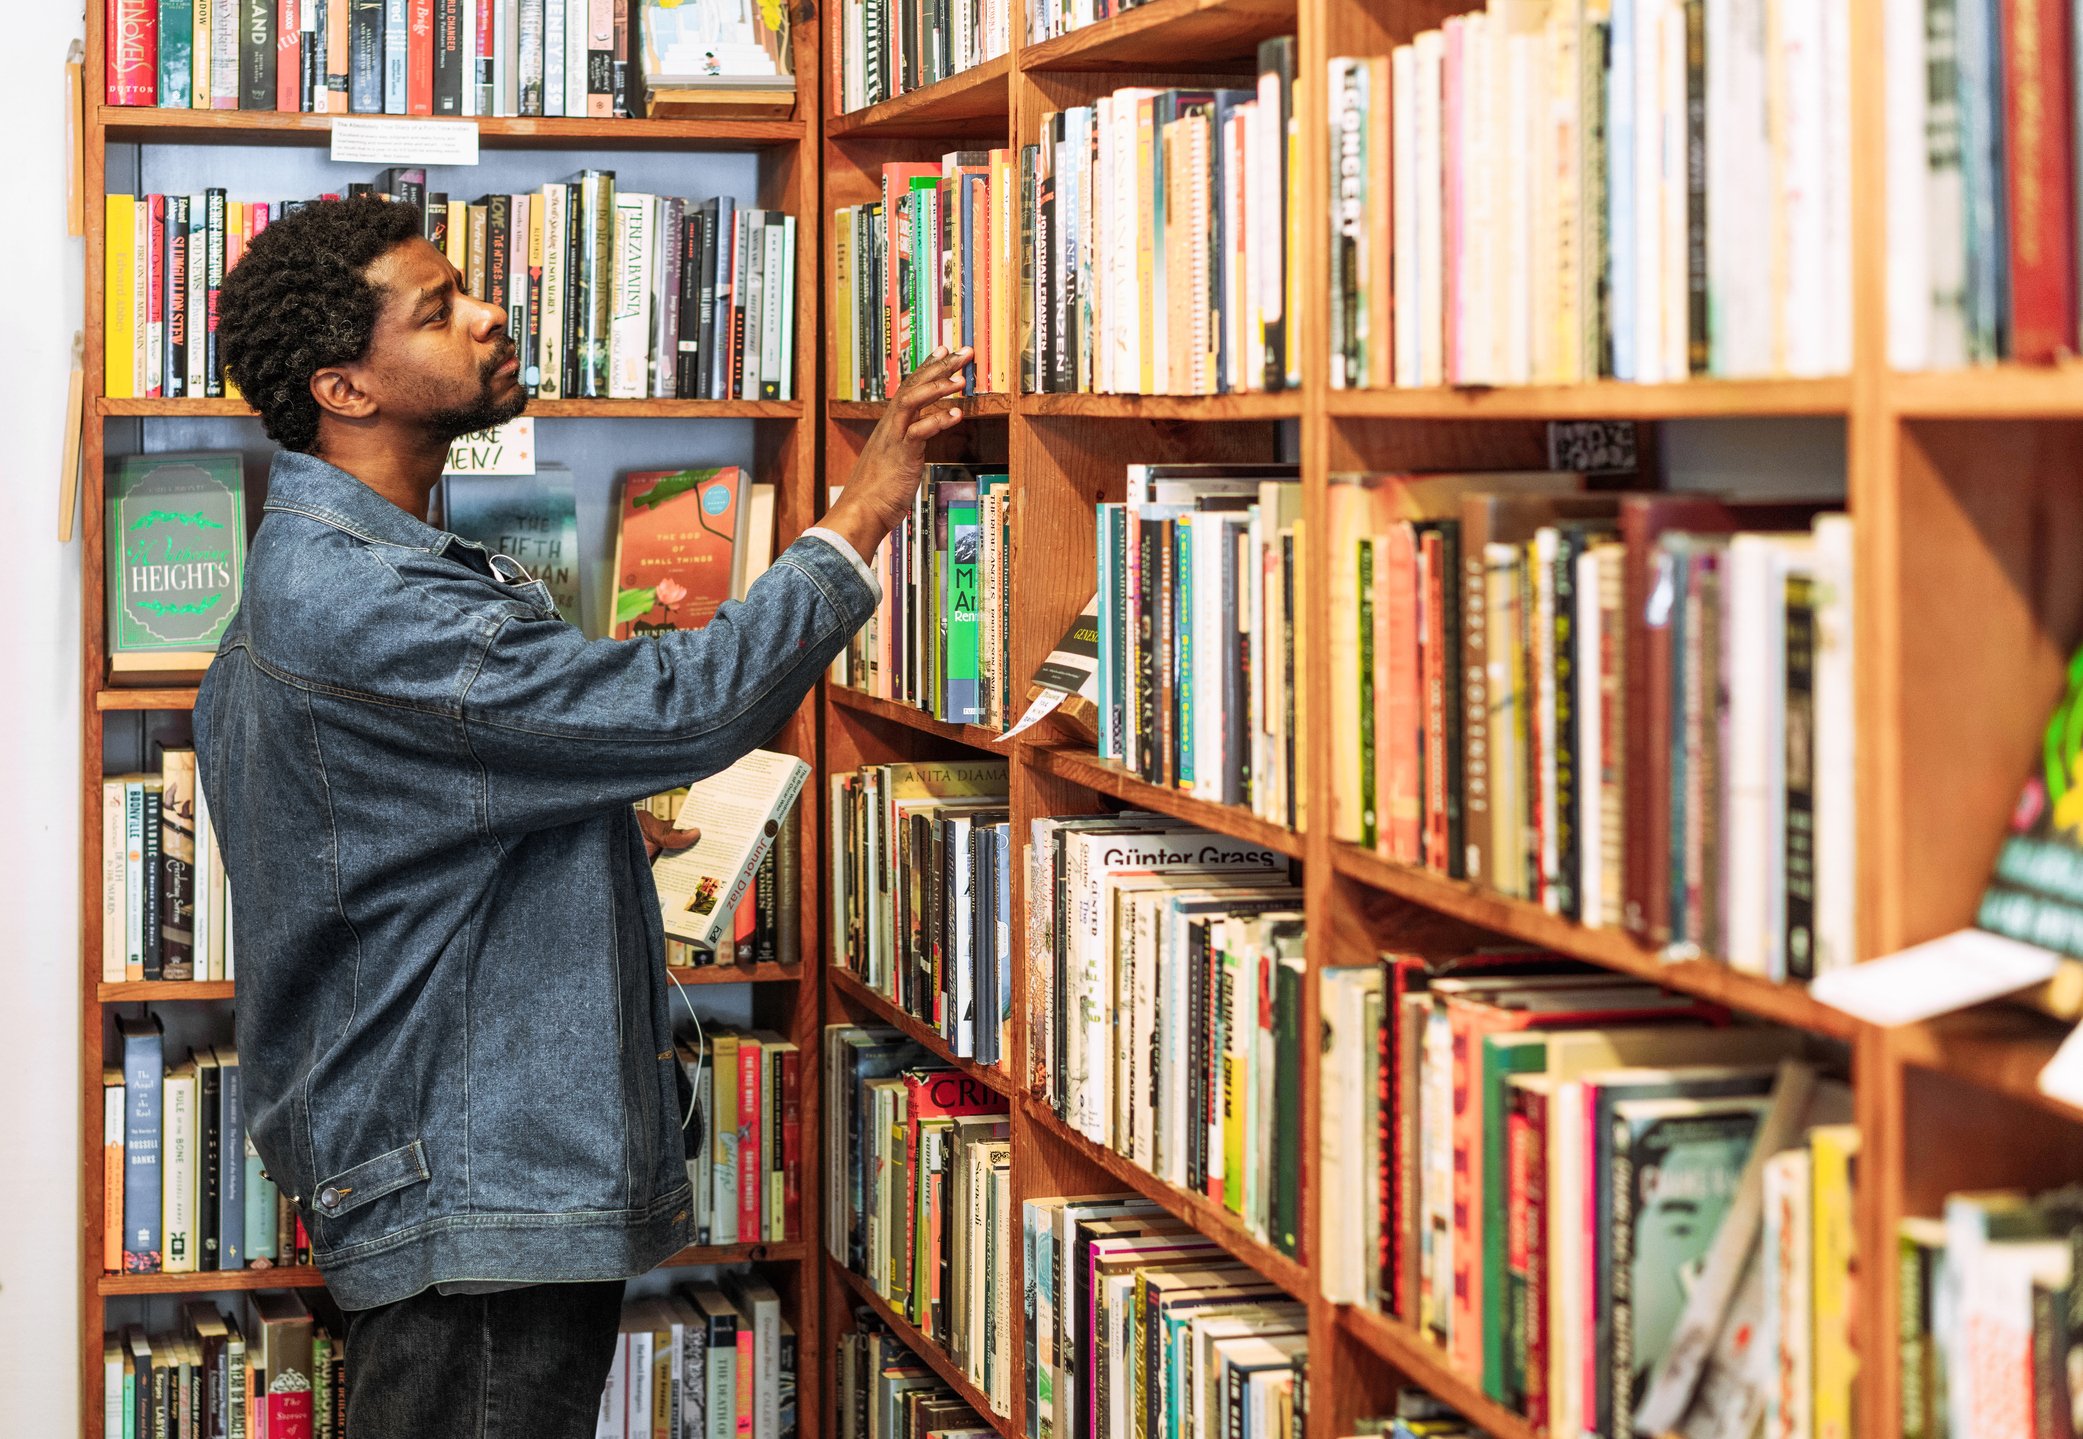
[
  {"x1": 833, "y1": 210, "x2": 855, "y2": 400},
  {"x1": 1323, "y1": 481, "x2": 1367, "y2": 842},
  {"x1": 105, "y1": 194, "x2": 136, "y2": 399},
  {"x1": 1810, "y1": 1122, "x2": 1860, "y2": 1439},
  {"x1": 192, "y1": 0, "x2": 210, "y2": 108}
]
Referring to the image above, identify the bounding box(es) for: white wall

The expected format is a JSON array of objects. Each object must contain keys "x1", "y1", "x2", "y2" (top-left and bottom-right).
[{"x1": 0, "y1": 3, "x2": 86, "y2": 1429}]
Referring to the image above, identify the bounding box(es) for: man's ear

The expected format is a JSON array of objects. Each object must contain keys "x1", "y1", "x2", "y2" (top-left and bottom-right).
[{"x1": 311, "y1": 365, "x2": 377, "y2": 423}]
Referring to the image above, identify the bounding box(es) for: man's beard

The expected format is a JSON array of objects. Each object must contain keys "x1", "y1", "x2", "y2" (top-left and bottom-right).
[{"x1": 424, "y1": 342, "x2": 527, "y2": 443}]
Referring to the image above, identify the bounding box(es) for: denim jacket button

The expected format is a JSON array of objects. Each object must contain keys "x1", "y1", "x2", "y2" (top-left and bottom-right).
[{"x1": 318, "y1": 1186, "x2": 343, "y2": 1211}]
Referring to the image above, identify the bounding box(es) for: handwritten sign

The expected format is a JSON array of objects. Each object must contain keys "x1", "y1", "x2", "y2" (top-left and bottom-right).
[
  {"x1": 443, "y1": 419, "x2": 535, "y2": 476},
  {"x1": 329, "y1": 117, "x2": 481, "y2": 167}
]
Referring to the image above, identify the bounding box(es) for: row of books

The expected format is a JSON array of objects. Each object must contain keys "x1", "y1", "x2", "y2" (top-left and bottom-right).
[
  {"x1": 102, "y1": 170, "x2": 798, "y2": 404},
  {"x1": 1901, "y1": 1184, "x2": 2083, "y2": 1439},
  {"x1": 1093, "y1": 464, "x2": 1304, "y2": 829},
  {"x1": 1022, "y1": 42, "x2": 1300, "y2": 395},
  {"x1": 1324, "y1": 472, "x2": 1855, "y2": 978},
  {"x1": 104, "y1": 0, "x2": 652, "y2": 118},
  {"x1": 828, "y1": 467, "x2": 1013, "y2": 731},
  {"x1": 106, "y1": 1019, "x2": 291, "y2": 1275},
  {"x1": 104, "y1": 1294, "x2": 334, "y2": 1439},
  {"x1": 1022, "y1": 1194, "x2": 1304, "y2": 1439},
  {"x1": 834, "y1": 1319, "x2": 992, "y2": 1439},
  {"x1": 648, "y1": 790, "x2": 804, "y2": 970},
  {"x1": 1328, "y1": 3, "x2": 1852, "y2": 391},
  {"x1": 597, "y1": 1280, "x2": 799, "y2": 1439},
  {"x1": 828, "y1": 762, "x2": 1013, "y2": 1065},
  {"x1": 832, "y1": 155, "x2": 1018, "y2": 401},
  {"x1": 676, "y1": 1027, "x2": 803, "y2": 1248},
  {"x1": 824, "y1": 1027, "x2": 1014, "y2": 1412},
  {"x1": 1024, "y1": 814, "x2": 1303, "y2": 1251},
  {"x1": 832, "y1": 0, "x2": 1009, "y2": 115},
  {"x1": 100, "y1": 748, "x2": 235, "y2": 983},
  {"x1": 1314, "y1": 961, "x2": 1856, "y2": 1439},
  {"x1": 1888, "y1": 0, "x2": 2083, "y2": 369}
]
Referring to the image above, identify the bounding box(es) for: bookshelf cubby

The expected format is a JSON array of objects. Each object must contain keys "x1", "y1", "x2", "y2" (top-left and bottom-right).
[
  {"x1": 74, "y1": 10, "x2": 831, "y2": 1438},
  {"x1": 813, "y1": 1, "x2": 2083, "y2": 1437}
]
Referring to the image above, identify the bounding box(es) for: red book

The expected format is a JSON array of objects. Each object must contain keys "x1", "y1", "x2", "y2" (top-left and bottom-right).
[
  {"x1": 1382, "y1": 521, "x2": 1422, "y2": 864},
  {"x1": 2002, "y1": 0, "x2": 2076, "y2": 361},
  {"x1": 408, "y1": 0, "x2": 435, "y2": 114},
  {"x1": 476, "y1": 0, "x2": 496, "y2": 112},
  {"x1": 778, "y1": 1045, "x2": 801, "y2": 1242},
  {"x1": 276, "y1": 0, "x2": 300, "y2": 112},
  {"x1": 145, "y1": 195, "x2": 164, "y2": 399},
  {"x1": 1419, "y1": 529, "x2": 1451, "y2": 874},
  {"x1": 106, "y1": 0, "x2": 157, "y2": 105},
  {"x1": 736, "y1": 1036, "x2": 763, "y2": 1243},
  {"x1": 611, "y1": 466, "x2": 745, "y2": 638}
]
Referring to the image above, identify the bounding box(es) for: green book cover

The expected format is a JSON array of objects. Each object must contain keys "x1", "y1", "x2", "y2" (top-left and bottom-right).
[
  {"x1": 1479, "y1": 1032, "x2": 1551, "y2": 1400},
  {"x1": 105, "y1": 452, "x2": 245, "y2": 669},
  {"x1": 158, "y1": 0, "x2": 193, "y2": 108},
  {"x1": 946, "y1": 500, "x2": 980, "y2": 723},
  {"x1": 1269, "y1": 941, "x2": 1305, "y2": 1256},
  {"x1": 1978, "y1": 643, "x2": 2083, "y2": 957}
]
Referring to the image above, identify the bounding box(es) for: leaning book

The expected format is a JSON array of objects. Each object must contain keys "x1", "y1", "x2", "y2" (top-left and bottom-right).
[
  {"x1": 1977, "y1": 644, "x2": 2083, "y2": 958},
  {"x1": 653, "y1": 749, "x2": 810, "y2": 953},
  {"x1": 441, "y1": 467, "x2": 587, "y2": 635},
  {"x1": 105, "y1": 452, "x2": 245, "y2": 681},
  {"x1": 613, "y1": 465, "x2": 747, "y2": 639}
]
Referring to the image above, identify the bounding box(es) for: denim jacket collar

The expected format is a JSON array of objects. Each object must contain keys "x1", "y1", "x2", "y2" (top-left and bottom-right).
[{"x1": 262, "y1": 448, "x2": 462, "y2": 557}]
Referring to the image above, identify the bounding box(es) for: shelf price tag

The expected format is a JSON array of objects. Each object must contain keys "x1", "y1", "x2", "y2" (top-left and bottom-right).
[{"x1": 329, "y1": 117, "x2": 481, "y2": 167}]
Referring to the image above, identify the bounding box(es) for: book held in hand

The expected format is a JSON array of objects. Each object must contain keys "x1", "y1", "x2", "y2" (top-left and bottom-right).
[{"x1": 653, "y1": 749, "x2": 809, "y2": 953}]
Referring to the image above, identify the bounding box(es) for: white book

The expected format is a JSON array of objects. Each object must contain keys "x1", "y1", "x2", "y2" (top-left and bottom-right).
[
  {"x1": 1413, "y1": 30, "x2": 1446, "y2": 387},
  {"x1": 1636, "y1": 0, "x2": 1667, "y2": 384},
  {"x1": 161, "y1": 1061, "x2": 197, "y2": 1273},
  {"x1": 761, "y1": 216, "x2": 787, "y2": 399},
  {"x1": 1576, "y1": 546, "x2": 1605, "y2": 926},
  {"x1": 1820, "y1": 0, "x2": 1853, "y2": 373},
  {"x1": 1883, "y1": 0, "x2": 1928, "y2": 368},
  {"x1": 1762, "y1": 1146, "x2": 1813, "y2": 1439},
  {"x1": 567, "y1": 0, "x2": 588, "y2": 125},
  {"x1": 131, "y1": 201, "x2": 148, "y2": 399},
  {"x1": 1533, "y1": 527, "x2": 1560, "y2": 910},
  {"x1": 458, "y1": 0, "x2": 477, "y2": 115},
  {"x1": 222, "y1": 873, "x2": 235, "y2": 980},
  {"x1": 539, "y1": 183, "x2": 567, "y2": 399},
  {"x1": 1254, "y1": 67, "x2": 1285, "y2": 389},
  {"x1": 101, "y1": 782, "x2": 126, "y2": 983},
  {"x1": 193, "y1": 778, "x2": 215, "y2": 982},
  {"x1": 1419, "y1": 998, "x2": 1454, "y2": 1340},
  {"x1": 491, "y1": 0, "x2": 513, "y2": 115},
  {"x1": 1779, "y1": 0, "x2": 1830, "y2": 376},
  {"x1": 543, "y1": 0, "x2": 565, "y2": 115},
  {"x1": 1502, "y1": 27, "x2": 1538, "y2": 384},
  {"x1": 1810, "y1": 515, "x2": 1856, "y2": 974},
  {"x1": 607, "y1": 194, "x2": 655, "y2": 400},
  {"x1": 778, "y1": 214, "x2": 797, "y2": 400},
  {"x1": 1723, "y1": 535, "x2": 1783, "y2": 975},
  {"x1": 1548, "y1": 1078, "x2": 1587, "y2": 1438},
  {"x1": 1662, "y1": 1, "x2": 1691, "y2": 378},
  {"x1": 144, "y1": 203, "x2": 162, "y2": 398},
  {"x1": 654, "y1": 750, "x2": 810, "y2": 952},
  {"x1": 1317, "y1": 966, "x2": 1377, "y2": 1303},
  {"x1": 1190, "y1": 515, "x2": 1225, "y2": 799},
  {"x1": 123, "y1": 781, "x2": 146, "y2": 975},
  {"x1": 624, "y1": 1329, "x2": 652, "y2": 1439},
  {"x1": 186, "y1": 197, "x2": 208, "y2": 397}
]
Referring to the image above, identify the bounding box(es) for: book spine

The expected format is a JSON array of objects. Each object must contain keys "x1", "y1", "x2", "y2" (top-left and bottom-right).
[
  {"x1": 140, "y1": 785, "x2": 164, "y2": 979},
  {"x1": 275, "y1": 0, "x2": 299, "y2": 110},
  {"x1": 109, "y1": 0, "x2": 160, "y2": 104},
  {"x1": 2001, "y1": 0, "x2": 2076, "y2": 360},
  {"x1": 220, "y1": 1060, "x2": 244, "y2": 1266},
  {"x1": 347, "y1": 0, "x2": 380, "y2": 110},
  {"x1": 1783, "y1": 570, "x2": 1818, "y2": 979},
  {"x1": 406, "y1": 0, "x2": 433, "y2": 112},
  {"x1": 431, "y1": 0, "x2": 461, "y2": 112},
  {"x1": 240, "y1": 0, "x2": 277, "y2": 109},
  {"x1": 122, "y1": 1025, "x2": 163, "y2": 1272},
  {"x1": 159, "y1": 0, "x2": 194, "y2": 106}
]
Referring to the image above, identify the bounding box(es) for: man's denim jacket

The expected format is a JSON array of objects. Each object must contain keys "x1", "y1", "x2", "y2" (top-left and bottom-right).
[{"x1": 193, "y1": 451, "x2": 877, "y2": 1310}]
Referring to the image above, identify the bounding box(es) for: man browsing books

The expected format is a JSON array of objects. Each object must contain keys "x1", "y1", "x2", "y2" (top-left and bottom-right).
[{"x1": 193, "y1": 195, "x2": 968, "y2": 1439}]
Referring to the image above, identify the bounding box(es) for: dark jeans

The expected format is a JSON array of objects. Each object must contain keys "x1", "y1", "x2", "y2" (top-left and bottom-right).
[{"x1": 344, "y1": 1281, "x2": 624, "y2": 1439}]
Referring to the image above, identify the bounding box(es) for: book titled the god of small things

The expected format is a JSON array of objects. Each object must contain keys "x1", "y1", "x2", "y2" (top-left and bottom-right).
[{"x1": 105, "y1": 451, "x2": 246, "y2": 682}]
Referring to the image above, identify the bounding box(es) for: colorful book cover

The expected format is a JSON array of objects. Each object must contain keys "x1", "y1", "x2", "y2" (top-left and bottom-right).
[
  {"x1": 105, "y1": 451, "x2": 245, "y2": 674},
  {"x1": 441, "y1": 467, "x2": 586, "y2": 632},
  {"x1": 612, "y1": 466, "x2": 744, "y2": 638},
  {"x1": 1977, "y1": 644, "x2": 2083, "y2": 955},
  {"x1": 945, "y1": 491, "x2": 982, "y2": 724}
]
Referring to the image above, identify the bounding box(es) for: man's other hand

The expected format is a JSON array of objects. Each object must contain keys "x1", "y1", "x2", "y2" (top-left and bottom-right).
[{"x1": 639, "y1": 810, "x2": 700, "y2": 862}]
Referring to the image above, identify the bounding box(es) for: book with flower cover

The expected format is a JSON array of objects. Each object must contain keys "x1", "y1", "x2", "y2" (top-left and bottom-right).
[{"x1": 611, "y1": 465, "x2": 747, "y2": 638}]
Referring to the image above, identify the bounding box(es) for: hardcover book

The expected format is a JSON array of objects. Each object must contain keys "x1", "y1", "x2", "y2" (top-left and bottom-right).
[
  {"x1": 105, "y1": 451, "x2": 246, "y2": 681},
  {"x1": 612, "y1": 465, "x2": 746, "y2": 639},
  {"x1": 440, "y1": 467, "x2": 586, "y2": 633}
]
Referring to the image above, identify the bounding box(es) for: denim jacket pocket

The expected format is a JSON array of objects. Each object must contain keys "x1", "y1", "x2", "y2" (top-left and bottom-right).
[{"x1": 312, "y1": 1140, "x2": 431, "y2": 1219}]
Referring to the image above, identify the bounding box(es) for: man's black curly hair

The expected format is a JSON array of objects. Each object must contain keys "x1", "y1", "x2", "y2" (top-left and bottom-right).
[{"x1": 218, "y1": 196, "x2": 426, "y2": 454}]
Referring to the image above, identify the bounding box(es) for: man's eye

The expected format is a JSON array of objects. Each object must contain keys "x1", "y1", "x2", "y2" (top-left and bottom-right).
[{"x1": 427, "y1": 306, "x2": 450, "y2": 326}]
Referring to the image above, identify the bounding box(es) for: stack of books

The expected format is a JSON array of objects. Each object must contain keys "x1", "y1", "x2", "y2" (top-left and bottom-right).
[
  {"x1": 105, "y1": 1021, "x2": 294, "y2": 1276},
  {"x1": 827, "y1": 762, "x2": 1012, "y2": 1065},
  {"x1": 600, "y1": 1280, "x2": 799, "y2": 1439},
  {"x1": 833, "y1": 0, "x2": 1011, "y2": 113},
  {"x1": 105, "y1": 1294, "x2": 336, "y2": 1439},
  {"x1": 1021, "y1": 39, "x2": 1300, "y2": 395},
  {"x1": 1025, "y1": 815, "x2": 1302, "y2": 1250},
  {"x1": 674, "y1": 1028, "x2": 803, "y2": 1248},
  {"x1": 104, "y1": 170, "x2": 796, "y2": 403},
  {"x1": 1899, "y1": 1184, "x2": 2083, "y2": 1439},
  {"x1": 825, "y1": 1027, "x2": 1014, "y2": 1411},
  {"x1": 832, "y1": 154, "x2": 1018, "y2": 400},
  {"x1": 1092, "y1": 464, "x2": 1303, "y2": 826},
  {"x1": 836, "y1": 1320, "x2": 995, "y2": 1439},
  {"x1": 1023, "y1": 1195, "x2": 1305, "y2": 1439},
  {"x1": 1315, "y1": 963, "x2": 1855, "y2": 1439},
  {"x1": 831, "y1": 468, "x2": 1014, "y2": 733},
  {"x1": 1325, "y1": 471, "x2": 1856, "y2": 978},
  {"x1": 103, "y1": 0, "x2": 651, "y2": 118},
  {"x1": 1328, "y1": 4, "x2": 1853, "y2": 389},
  {"x1": 101, "y1": 747, "x2": 234, "y2": 984},
  {"x1": 1888, "y1": 0, "x2": 2082, "y2": 368}
]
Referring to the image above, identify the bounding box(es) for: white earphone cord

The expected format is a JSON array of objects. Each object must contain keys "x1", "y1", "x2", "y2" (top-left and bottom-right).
[{"x1": 672, "y1": 976, "x2": 706, "y2": 1134}]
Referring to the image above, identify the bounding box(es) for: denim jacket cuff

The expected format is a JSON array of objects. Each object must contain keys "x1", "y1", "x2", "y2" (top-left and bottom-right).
[{"x1": 795, "y1": 528, "x2": 884, "y2": 612}]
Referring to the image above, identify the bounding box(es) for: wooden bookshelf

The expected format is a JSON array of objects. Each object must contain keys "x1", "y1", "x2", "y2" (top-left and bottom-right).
[
  {"x1": 809, "y1": 0, "x2": 2083, "y2": 1436},
  {"x1": 76, "y1": 11, "x2": 831, "y2": 1438},
  {"x1": 836, "y1": 1267, "x2": 1013, "y2": 1431}
]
